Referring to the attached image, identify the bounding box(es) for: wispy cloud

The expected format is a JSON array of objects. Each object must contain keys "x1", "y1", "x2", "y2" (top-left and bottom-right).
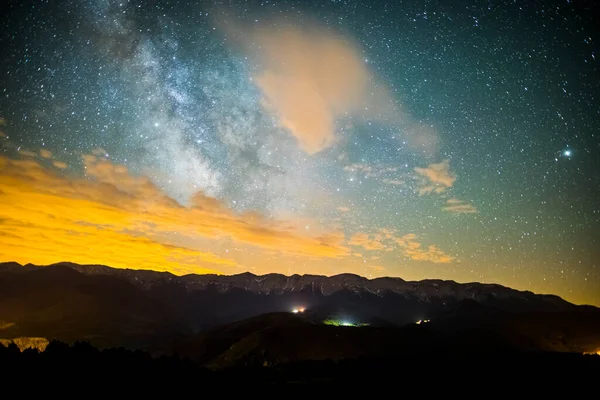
[
  {"x1": 39, "y1": 149, "x2": 53, "y2": 159},
  {"x1": 343, "y1": 163, "x2": 374, "y2": 175},
  {"x1": 0, "y1": 117, "x2": 6, "y2": 139},
  {"x1": 349, "y1": 230, "x2": 454, "y2": 264},
  {"x1": 17, "y1": 150, "x2": 38, "y2": 158},
  {"x1": 344, "y1": 163, "x2": 398, "y2": 178},
  {"x1": 394, "y1": 233, "x2": 455, "y2": 263},
  {"x1": 52, "y1": 161, "x2": 68, "y2": 169},
  {"x1": 414, "y1": 159, "x2": 456, "y2": 195},
  {"x1": 348, "y1": 232, "x2": 386, "y2": 250},
  {"x1": 443, "y1": 198, "x2": 477, "y2": 214},
  {"x1": 382, "y1": 179, "x2": 405, "y2": 186}
]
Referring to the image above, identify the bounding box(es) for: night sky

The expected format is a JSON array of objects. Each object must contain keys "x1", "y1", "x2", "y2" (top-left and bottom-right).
[{"x1": 1, "y1": 0, "x2": 599, "y2": 305}]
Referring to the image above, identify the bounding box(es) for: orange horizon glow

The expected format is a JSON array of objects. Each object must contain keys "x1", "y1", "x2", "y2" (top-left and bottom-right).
[{"x1": 0, "y1": 151, "x2": 597, "y2": 307}]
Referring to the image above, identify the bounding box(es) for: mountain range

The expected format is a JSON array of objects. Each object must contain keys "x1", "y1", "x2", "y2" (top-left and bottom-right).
[{"x1": 1, "y1": 261, "x2": 599, "y2": 357}]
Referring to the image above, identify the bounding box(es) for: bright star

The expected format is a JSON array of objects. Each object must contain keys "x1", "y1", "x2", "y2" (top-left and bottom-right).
[{"x1": 563, "y1": 149, "x2": 572, "y2": 157}]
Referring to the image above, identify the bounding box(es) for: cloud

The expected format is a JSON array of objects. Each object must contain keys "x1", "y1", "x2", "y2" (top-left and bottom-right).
[
  {"x1": 39, "y1": 149, "x2": 52, "y2": 159},
  {"x1": 17, "y1": 150, "x2": 38, "y2": 158},
  {"x1": 0, "y1": 118, "x2": 5, "y2": 140},
  {"x1": 382, "y1": 179, "x2": 405, "y2": 186},
  {"x1": 349, "y1": 229, "x2": 454, "y2": 264},
  {"x1": 394, "y1": 233, "x2": 455, "y2": 263},
  {"x1": 344, "y1": 163, "x2": 399, "y2": 179},
  {"x1": 443, "y1": 198, "x2": 477, "y2": 214},
  {"x1": 344, "y1": 163, "x2": 374, "y2": 174},
  {"x1": 0, "y1": 155, "x2": 351, "y2": 275},
  {"x1": 234, "y1": 22, "x2": 397, "y2": 154},
  {"x1": 348, "y1": 233, "x2": 386, "y2": 251},
  {"x1": 337, "y1": 206, "x2": 351, "y2": 213},
  {"x1": 414, "y1": 159, "x2": 456, "y2": 195},
  {"x1": 52, "y1": 161, "x2": 68, "y2": 169}
]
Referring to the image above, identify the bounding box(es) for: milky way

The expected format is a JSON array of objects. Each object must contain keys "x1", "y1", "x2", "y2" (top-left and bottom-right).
[{"x1": 1, "y1": 0, "x2": 599, "y2": 305}]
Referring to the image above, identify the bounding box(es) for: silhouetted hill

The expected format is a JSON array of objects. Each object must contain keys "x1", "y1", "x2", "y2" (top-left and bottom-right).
[
  {"x1": 2, "y1": 339, "x2": 599, "y2": 391},
  {"x1": 176, "y1": 311, "x2": 600, "y2": 368},
  {"x1": 0, "y1": 263, "x2": 188, "y2": 348},
  {"x1": 1, "y1": 261, "x2": 599, "y2": 354},
  {"x1": 174, "y1": 312, "x2": 449, "y2": 368}
]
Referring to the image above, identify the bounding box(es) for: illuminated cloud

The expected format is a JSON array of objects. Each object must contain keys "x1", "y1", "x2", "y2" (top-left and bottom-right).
[
  {"x1": 344, "y1": 163, "x2": 373, "y2": 174},
  {"x1": 0, "y1": 155, "x2": 351, "y2": 275},
  {"x1": 337, "y1": 206, "x2": 351, "y2": 213},
  {"x1": 52, "y1": 161, "x2": 68, "y2": 169},
  {"x1": 39, "y1": 149, "x2": 52, "y2": 159},
  {"x1": 348, "y1": 233, "x2": 386, "y2": 251},
  {"x1": 349, "y1": 229, "x2": 453, "y2": 263},
  {"x1": 443, "y1": 198, "x2": 477, "y2": 214},
  {"x1": 344, "y1": 162, "x2": 406, "y2": 188},
  {"x1": 0, "y1": 153, "x2": 456, "y2": 276},
  {"x1": 414, "y1": 159, "x2": 456, "y2": 195},
  {"x1": 17, "y1": 149, "x2": 38, "y2": 158},
  {"x1": 382, "y1": 179, "x2": 405, "y2": 186},
  {"x1": 394, "y1": 233, "x2": 455, "y2": 263},
  {"x1": 236, "y1": 22, "x2": 396, "y2": 154},
  {"x1": 344, "y1": 163, "x2": 398, "y2": 178}
]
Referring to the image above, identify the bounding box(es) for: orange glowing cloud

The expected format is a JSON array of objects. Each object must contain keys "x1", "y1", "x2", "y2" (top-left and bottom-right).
[
  {"x1": 394, "y1": 233, "x2": 455, "y2": 263},
  {"x1": 17, "y1": 149, "x2": 37, "y2": 158},
  {"x1": 443, "y1": 198, "x2": 478, "y2": 214},
  {"x1": 0, "y1": 154, "x2": 353, "y2": 275},
  {"x1": 414, "y1": 159, "x2": 456, "y2": 195},
  {"x1": 52, "y1": 160, "x2": 68, "y2": 169},
  {"x1": 0, "y1": 151, "x2": 457, "y2": 278},
  {"x1": 230, "y1": 22, "x2": 399, "y2": 154},
  {"x1": 349, "y1": 229, "x2": 454, "y2": 264},
  {"x1": 39, "y1": 149, "x2": 53, "y2": 159},
  {"x1": 348, "y1": 232, "x2": 386, "y2": 251}
]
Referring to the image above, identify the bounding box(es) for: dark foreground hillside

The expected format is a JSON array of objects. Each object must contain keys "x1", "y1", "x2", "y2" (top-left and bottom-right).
[
  {"x1": 1, "y1": 340, "x2": 598, "y2": 392},
  {"x1": 2, "y1": 262, "x2": 600, "y2": 355}
]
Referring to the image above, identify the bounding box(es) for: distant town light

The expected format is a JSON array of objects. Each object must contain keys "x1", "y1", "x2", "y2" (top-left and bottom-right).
[
  {"x1": 292, "y1": 307, "x2": 305, "y2": 314},
  {"x1": 416, "y1": 319, "x2": 431, "y2": 325}
]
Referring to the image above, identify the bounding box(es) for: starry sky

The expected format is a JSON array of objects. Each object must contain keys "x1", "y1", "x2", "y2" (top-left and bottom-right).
[{"x1": 1, "y1": 0, "x2": 599, "y2": 305}]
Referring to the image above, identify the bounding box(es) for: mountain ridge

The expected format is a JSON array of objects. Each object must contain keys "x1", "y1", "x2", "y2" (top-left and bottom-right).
[
  {"x1": 1, "y1": 261, "x2": 575, "y2": 310},
  {"x1": 1, "y1": 260, "x2": 599, "y2": 354}
]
